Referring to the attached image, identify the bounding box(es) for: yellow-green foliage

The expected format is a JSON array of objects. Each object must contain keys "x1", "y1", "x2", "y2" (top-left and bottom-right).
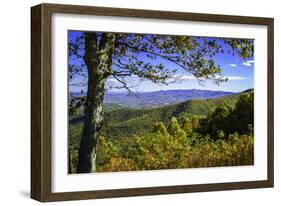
[
  {"x1": 69, "y1": 93, "x2": 254, "y2": 173},
  {"x1": 69, "y1": 146, "x2": 78, "y2": 174},
  {"x1": 91, "y1": 128, "x2": 253, "y2": 172},
  {"x1": 70, "y1": 119, "x2": 253, "y2": 172}
]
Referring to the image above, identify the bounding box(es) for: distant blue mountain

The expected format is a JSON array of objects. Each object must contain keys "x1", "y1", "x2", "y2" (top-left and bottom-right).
[{"x1": 103, "y1": 89, "x2": 235, "y2": 108}]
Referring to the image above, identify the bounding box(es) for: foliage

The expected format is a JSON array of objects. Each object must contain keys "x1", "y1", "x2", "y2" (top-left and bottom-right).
[
  {"x1": 167, "y1": 117, "x2": 186, "y2": 138},
  {"x1": 152, "y1": 122, "x2": 168, "y2": 136},
  {"x1": 199, "y1": 92, "x2": 254, "y2": 139},
  {"x1": 69, "y1": 91, "x2": 254, "y2": 173}
]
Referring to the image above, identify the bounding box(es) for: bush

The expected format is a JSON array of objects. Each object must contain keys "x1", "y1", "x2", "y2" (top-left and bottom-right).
[{"x1": 85, "y1": 116, "x2": 254, "y2": 172}]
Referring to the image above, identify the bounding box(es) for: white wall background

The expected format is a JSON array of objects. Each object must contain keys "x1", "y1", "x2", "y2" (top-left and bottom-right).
[{"x1": 0, "y1": 0, "x2": 279, "y2": 205}]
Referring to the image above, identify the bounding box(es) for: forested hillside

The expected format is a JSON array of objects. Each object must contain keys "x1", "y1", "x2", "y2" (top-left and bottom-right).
[{"x1": 69, "y1": 89, "x2": 254, "y2": 173}]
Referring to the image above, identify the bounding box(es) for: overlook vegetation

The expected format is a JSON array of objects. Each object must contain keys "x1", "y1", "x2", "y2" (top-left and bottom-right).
[
  {"x1": 69, "y1": 30, "x2": 254, "y2": 173},
  {"x1": 69, "y1": 90, "x2": 254, "y2": 173}
]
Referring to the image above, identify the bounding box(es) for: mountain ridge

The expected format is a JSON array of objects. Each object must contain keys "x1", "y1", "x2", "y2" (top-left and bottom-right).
[{"x1": 104, "y1": 89, "x2": 236, "y2": 108}]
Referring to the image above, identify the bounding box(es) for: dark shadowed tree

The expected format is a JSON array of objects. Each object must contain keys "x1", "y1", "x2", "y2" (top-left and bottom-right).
[
  {"x1": 198, "y1": 91, "x2": 254, "y2": 138},
  {"x1": 68, "y1": 32, "x2": 254, "y2": 173}
]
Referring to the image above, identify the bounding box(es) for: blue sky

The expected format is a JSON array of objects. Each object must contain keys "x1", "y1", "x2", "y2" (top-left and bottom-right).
[{"x1": 69, "y1": 31, "x2": 254, "y2": 93}]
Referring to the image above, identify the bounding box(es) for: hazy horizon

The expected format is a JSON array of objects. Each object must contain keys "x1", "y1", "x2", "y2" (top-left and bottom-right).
[{"x1": 69, "y1": 87, "x2": 254, "y2": 97}]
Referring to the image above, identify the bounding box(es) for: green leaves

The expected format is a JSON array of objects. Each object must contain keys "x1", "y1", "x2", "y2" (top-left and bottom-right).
[
  {"x1": 70, "y1": 31, "x2": 254, "y2": 90},
  {"x1": 153, "y1": 122, "x2": 168, "y2": 136},
  {"x1": 167, "y1": 117, "x2": 186, "y2": 138},
  {"x1": 113, "y1": 34, "x2": 231, "y2": 86},
  {"x1": 199, "y1": 91, "x2": 254, "y2": 139},
  {"x1": 224, "y1": 39, "x2": 254, "y2": 59}
]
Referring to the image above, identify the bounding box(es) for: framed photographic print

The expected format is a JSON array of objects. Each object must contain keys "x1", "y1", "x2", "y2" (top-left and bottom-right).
[{"x1": 31, "y1": 3, "x2": 274, "y2": 202}]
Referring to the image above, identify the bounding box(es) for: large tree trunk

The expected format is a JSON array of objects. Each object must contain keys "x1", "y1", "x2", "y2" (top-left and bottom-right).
[{"x1": 76, "y1": 33, "x2": 115, "y2": 173}]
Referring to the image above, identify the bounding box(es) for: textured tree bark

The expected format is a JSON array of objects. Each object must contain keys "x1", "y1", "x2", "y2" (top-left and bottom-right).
[{"x1": 76, "y1": 33, "x2": 115, "y2": 173}]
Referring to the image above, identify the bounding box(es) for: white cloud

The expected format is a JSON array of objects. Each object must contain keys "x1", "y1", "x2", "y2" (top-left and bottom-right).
[
  {"x1": 242, "y1": 62, "x2": 252, "y2": 67},
  {"x1": 171, "y1": 74, "x2": 197, "y2": 80},
  {"x1": 178, "y1": 74, "x2": 246, "y2": 81},
  {"x1": 225, "y1": 76, "x2": 247, "y2": 80},
  {"x1": 107, "y1": 78, "x2": 118, "y2": 83},
  {"x1": 242, "y1": 59, "x2": 254, "y2": 67},
  {"x1": 247, "y1": 60, "x2": 255, "y2": 64},
  {"x1": 181, "y1": 75, "x2": 197, "y2": 80},
  {"x1": 229, "y1": 63, "x2": 237, "y2": 67}
]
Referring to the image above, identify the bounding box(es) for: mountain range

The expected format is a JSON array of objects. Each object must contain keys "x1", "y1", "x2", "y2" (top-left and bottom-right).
[{"x1": 103, "y1": 89, "x2": 235, "y2": 108}]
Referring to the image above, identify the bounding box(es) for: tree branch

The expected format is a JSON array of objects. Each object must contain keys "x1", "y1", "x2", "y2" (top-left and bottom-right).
[
  {"x1": 118, "y1": 42, "x2": 193, "y2": 72},
  {"x1": 111, "y1": 74, "x2": 135, "y2": 94}
]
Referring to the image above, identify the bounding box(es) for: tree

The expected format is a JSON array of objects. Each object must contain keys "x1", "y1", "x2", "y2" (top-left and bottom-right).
[
  {"x1": 217, "y1": 130, "x2": 225, "y2": 139},
  {"x1": 229, "y1": 92, "x2": 254, "y2": 134},
  {"x1": 69, "y1": 31, "x2": 254, "y2": 173},
  {"x1": 167, "y1": 117, "x2": 186, "y2": 138},
  {"x1": 200, "y1": 103, "x2": 232, "y2": 138},
  {"x1": 153, "y1": 122, "x2": 168, "y2": 136},
  {"x1": 198, "y1": 91, "x2": 254, "y2": 139},
  {"x1": 181, "y1": 117, "x2": 193, "y2": 134}
]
